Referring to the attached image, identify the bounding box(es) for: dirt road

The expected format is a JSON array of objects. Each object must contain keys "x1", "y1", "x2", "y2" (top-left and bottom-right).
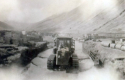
[{"x1": 22, "y1": 41, "x2": 119, "y2": 80}]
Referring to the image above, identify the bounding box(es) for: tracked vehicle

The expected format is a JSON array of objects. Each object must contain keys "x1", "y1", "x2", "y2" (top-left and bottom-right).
[{"x1": 47, "y1": 37, "x2": 79, "y2": 71}]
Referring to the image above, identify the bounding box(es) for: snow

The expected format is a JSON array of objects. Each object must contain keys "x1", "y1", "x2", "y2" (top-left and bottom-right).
[{"x1": 23, "y1": 41, "x2": 116, "y2": 80}]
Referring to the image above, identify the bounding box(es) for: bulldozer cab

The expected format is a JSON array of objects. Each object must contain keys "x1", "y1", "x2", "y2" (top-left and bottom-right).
[
  {"x1": 54, "y1": 37, "x2": 75, "y2": 65},
  {"x1": 47, "y1": 37, "x2": 78, "y2": 70},
  {"x1": 55, "y1": 37, "x2": 74, "y2": 50}
]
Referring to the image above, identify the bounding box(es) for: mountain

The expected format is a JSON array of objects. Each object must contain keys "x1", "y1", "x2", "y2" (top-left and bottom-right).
[
  {"x1": 93, "y1": 0, "x2": 125, "y2": 33},
  {"x1": 5, "y1": 21, "x2": 33, "y2": 31},
  {"x1": 93, "y1": 9, "x2": 125, "y2": 33},
  {"x1": 1, "y1": 0, "x2": 124, "y2": 33},
  {"x1": 31, "y1": 8, "x2": 83, "y2": 33},
  {"x1": 0, "y1": 21, "x2": 13, "y2": 30},
  {"x1": 31, "y1": 0, "x2": 125, "y2": 34}
]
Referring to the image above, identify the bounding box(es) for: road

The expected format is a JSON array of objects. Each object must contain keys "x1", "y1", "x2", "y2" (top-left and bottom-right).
[{"x1": 22, "y1": 41, "x2": 119, "y2": 80}]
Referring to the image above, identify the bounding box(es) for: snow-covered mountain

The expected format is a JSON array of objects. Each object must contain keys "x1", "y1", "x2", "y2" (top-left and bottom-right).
[
  {"x1": 2, "y1": 0, "x2": 125, "y2": 34},
  {"x1": 31, "y1": 0, "x2": 125, "y2": 34}
]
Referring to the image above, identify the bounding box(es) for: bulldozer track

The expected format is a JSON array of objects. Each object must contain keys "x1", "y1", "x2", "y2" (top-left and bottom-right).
[
  {"x1": 47, "y1": 60, "x2": 53, "y2": 70},
  {"x1": 72, "y1": 54, "x2": 79, "y2": 68},
  {"x1": 47, "y1": 54, "x2": 56, "y2": 70}
]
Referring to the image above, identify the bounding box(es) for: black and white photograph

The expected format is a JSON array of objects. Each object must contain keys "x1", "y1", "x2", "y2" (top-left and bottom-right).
[{"x1": 0, "y1": 0, "x2": 125, "y2": 80}]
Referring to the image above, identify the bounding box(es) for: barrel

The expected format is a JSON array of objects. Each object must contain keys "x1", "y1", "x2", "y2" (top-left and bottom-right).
[
  {"x1": 121, "y1": 42, "x2": 125, "y2": 46},
  {"x1": 101, "y1": 42, "x2": 110, "y2": 47},
  {"x1": 115, "y1": 44, "x2": 122, "y2": 49},
  {"x1": 110, "y1": 43, "x2": 116, "y2": 48},
  {"x1": 121, "y1": 46, "x2": 125, "y2": 51}
]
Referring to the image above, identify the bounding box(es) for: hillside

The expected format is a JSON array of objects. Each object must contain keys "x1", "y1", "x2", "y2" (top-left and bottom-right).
[
  {"x1": 5, "y1": 21, "x2": 33, "y2": 31},
  {"x1": 93, "y1": 0, "x2": 125, "y2": 33},
  {"x1": 0, "y1": 21, "x2": 13, "y2": 30},
  {"x1": 31, "y1": 0, "x2": 125, "y2": 34}
]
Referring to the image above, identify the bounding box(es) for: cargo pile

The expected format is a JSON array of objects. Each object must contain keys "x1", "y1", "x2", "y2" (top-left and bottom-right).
[
  {"x1": 0, "y1": 45, "x2": 20, "y2": 66},
  {"x1": 83, "y1": 40, "x2": 125, "y2": 79},
  {"x1": 101, "y1": 39, "x2": 125, "y2": 51},
  {"x1": 0, "y1": 30, "x2": 47, "y2": 67},
  {"x1": 20, "y1": 42, "x2": 47, "y2": 66}
]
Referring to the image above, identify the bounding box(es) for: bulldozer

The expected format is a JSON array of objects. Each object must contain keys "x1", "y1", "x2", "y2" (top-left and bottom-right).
[{"x1": 47, "y1": 37, "x2": 79, "y2": 71}]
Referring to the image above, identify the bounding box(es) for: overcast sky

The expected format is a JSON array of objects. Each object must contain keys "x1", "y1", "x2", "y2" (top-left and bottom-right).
[
  {"x1": 0, "y1": 0, "x2": 119, "y2": 23},
  {"x1": 0, "y1": 0, "x2": 84, "y2": 23}
]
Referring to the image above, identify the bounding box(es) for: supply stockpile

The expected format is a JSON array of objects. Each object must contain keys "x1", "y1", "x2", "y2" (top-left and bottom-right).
[
  {"x1": 0, "y1": 45, "x2": 20, "y2": 66},
  {"x1": 20, "y1": 41, "x2": 47, "y2": 66},
  {"x1": 83, "y1": 41, "x2": 125, "y2": 64},
  {"x1": 83, "y1": 40, "x2": 125, "y2": 79},
  {"x1": 101, "y1": 39, "x2": 125, "y2": 51}
]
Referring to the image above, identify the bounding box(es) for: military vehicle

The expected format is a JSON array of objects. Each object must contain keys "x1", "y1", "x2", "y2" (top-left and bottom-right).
[{"x1": 47, "y1": 37, "x2": 79, "y2": 71}]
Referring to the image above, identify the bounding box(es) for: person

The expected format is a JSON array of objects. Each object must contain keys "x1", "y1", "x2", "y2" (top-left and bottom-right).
[
  {"x1": 10, "y1": 38, "x2": 13, "y2": 44},
  {"x1": 59, "y1": 41, "x2": 64, "y2": 48},
  {"x1": 66, "y1": 40, "x2": 70, "y2": 47}
]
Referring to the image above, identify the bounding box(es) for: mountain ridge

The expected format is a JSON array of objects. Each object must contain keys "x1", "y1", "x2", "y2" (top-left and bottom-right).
[
  {"x1": 0, "y1": 21, "x2": 13, "y2": 30},
  {"x1": 30, "y1": 0, "x2": 125, "y2": 34}
]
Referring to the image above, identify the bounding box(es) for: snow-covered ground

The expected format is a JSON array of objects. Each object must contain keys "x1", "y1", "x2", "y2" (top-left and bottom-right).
[
  {"x1": 0, "y1": 41, "x2": 121, "y2": 80},
  {"x1": 22, "y1": 41, "x2": 92, "y2": 80},
  {"x1": 21, "y1": 41, "x2": 120, "y2": 80}
]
